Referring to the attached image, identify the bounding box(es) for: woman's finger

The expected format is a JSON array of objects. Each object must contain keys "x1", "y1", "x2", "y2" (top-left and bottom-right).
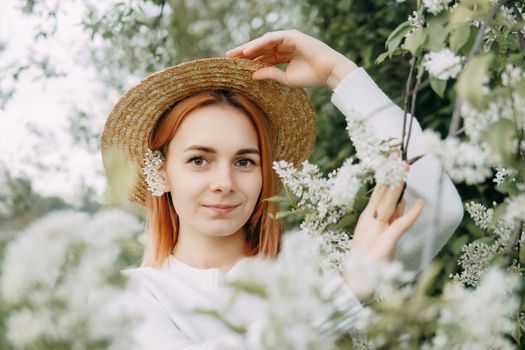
[
  {"x1": 363, "y1": 184, "x2": 386, "y2": 215},
  {"x1": 389, "y1": 198, "x2": 406, "y2": 223},
  {"x1": 251, "y1": 52, "x2": 293, "y2": 65},
  {"x1": 251, "y1": 66, "x2": 288, "y2": 84},
  {"x1": 226, "y1": 35, "x2": 267, "y2": 57},
  {"x1": 375, "y1": 181, "x2": 405, "y2": 220},
  {"x1": 386, "y1": 198, "x2": 425, "y2": 242},
  {"x1": 227, "y1": 32, "x2": 286, "y2": 58}
]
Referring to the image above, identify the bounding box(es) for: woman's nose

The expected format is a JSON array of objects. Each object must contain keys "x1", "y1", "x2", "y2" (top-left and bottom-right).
[{"x1": 209, "y1": 164, "x2": 235, "y2": 193}]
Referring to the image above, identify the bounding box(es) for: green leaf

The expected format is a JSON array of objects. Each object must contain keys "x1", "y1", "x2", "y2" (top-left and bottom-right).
[
  {"x1": 491, "y1": 202, "x2": 509, "y2": 225},
  {"x1": 328, "y1": 212, "x2": 358, "y2": 231},
  {"x1": 425, "y1": 22, "x2": 448, "y2": 51},
  {"x1": 102, "y1": 146, "x2": 138, "y2": 207},
  {"x1": 519, "y1": 243, "x2": 525, "y2": 266},
  {"x1": 376, "y1": 51, "x2": 390, "y2": 64},
  {"x1": 449, "y1": 6, "x2": 473, "y2": 26},
  {"x1": 495, "y1": 177, "x2": 520, "y2": 196},
  {"x1": 449, "y1": 23, "x2": 471, "y2": 52},
  {"x1": 403, "y1": 28, "x2": 428, "y2": 56},
  {"x1": 275, "y1": 211, "x2": 293, "y2": 220},
  {"x1": 416, "y1": 262, "x2": 442, "y2": 297},
  {"x1": 450, "y1": 235, "x2": 470, "y2": 254},
  {"x1": 456, "y1": 53, "x2": 493, "y2": 109},
  {"x1": 386, "y1": 21, "x2": 411, "y2": 52},
  {"x1": 429, "y1": 75, "x2": 447, "y2": 97},
  {"x1": 262, "y1": 195, "x2": 289, "y2": 203},
  {"x1": 480, "y1": 119, "x2": 517, "y2": 164}
]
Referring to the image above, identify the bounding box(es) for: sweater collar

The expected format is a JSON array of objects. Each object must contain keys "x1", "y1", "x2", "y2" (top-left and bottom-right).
[{"x1": 161, "y1": 255, "x2": 248, "y2": 290}]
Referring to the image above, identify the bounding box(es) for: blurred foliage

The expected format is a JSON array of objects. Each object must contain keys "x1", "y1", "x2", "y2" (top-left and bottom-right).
[
  {"x1": 80, "y1": 0, "x2": 316, "y2": 91},
  {"x1": 0, "y1": 167, "x2": 101, "y2": 232},
  {"x1": 6, "y1": 0, "x2": 510, "y2": 292},
  {"x1": 303, "y1": 0, "x2": 513, "y2": 292}
]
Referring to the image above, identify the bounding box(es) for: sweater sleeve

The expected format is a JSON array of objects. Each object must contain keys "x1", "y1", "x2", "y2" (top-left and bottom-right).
[{"x1": 330, "y1": 67, "x2": 464, "y2": 272}]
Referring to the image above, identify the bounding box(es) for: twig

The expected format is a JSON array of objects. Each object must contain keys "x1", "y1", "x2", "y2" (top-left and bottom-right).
[
  {"x1": 508, "y1": 2, "x2": 525, "y2": 51},
  {"x1": 420, "y1": 2, "x2": 504, "y2": 270},
  {"x1": 404, "y1": 75, "x2": 422, "y2": 158},
  {"x1": 518, "y1": 128, "x2": 525, "y2": 161},
  {"x1": 505, "y1": 221, "x2": 523, "y2": 254},
  {"x1": 401, "y1": 57, "x2": 417, "y2": 161},
  {"x1": 393, "y1": 79, "x2": 430, "y2": 105}
]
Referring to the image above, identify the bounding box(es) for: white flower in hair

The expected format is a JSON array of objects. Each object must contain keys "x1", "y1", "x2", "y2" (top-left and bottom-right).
[{"x1": 143, "y1": 149, "x2": 167, "y2": 196}]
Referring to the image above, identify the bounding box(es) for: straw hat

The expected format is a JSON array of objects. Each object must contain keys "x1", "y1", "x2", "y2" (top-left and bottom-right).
[{"x1": 101, "y1": 57, "x2": 317, "y2": 207}]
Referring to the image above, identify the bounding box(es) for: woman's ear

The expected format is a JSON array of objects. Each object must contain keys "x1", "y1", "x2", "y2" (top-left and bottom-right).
[{"x1": 160, "y1": 166, "x2": 172, "y2": 192}]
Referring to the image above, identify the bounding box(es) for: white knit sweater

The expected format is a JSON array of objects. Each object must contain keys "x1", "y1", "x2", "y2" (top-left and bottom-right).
[{"x1": 123, "y1": 68, "x2": 464, "y2": 349}]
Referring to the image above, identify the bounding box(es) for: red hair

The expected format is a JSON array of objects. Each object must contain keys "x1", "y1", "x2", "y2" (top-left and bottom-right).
[{"x1": 142, "y1": 90, "x2": 282, "y2": 267}]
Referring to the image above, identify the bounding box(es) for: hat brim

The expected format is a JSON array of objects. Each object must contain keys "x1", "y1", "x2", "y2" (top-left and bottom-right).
[{"x1": 101, "y1": 57, "x2": 316, "y2": 207}]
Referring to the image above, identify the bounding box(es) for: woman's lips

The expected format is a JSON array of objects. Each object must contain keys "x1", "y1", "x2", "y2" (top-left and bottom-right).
[{"x1": 202, "y1": 204, "x2": 240, "y2": 214}]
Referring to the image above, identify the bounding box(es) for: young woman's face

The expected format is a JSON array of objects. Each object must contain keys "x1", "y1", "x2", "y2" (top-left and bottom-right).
[{"x1": 162, "y1": 103, "x2": 263, "y2": 239}]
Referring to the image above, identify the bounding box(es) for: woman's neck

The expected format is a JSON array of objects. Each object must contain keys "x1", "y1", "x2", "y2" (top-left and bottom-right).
[{"x1": 171, "y1": 226, "x2": 247, "y2": 273}]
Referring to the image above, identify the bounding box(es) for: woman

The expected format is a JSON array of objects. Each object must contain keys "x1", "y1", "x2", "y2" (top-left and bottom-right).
[{"x1": 100, "y1": 30, "x2": 463, "y2": 348}]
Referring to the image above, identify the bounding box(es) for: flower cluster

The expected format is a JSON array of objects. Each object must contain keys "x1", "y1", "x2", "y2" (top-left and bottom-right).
[
  {"x1": 143, "y1": 148, "x2": 166, "y2": 196},
  {"x1": 407, "y1": 10, "x2": 425, "y2": 36},
  {"x1": 272, "y1": 160, "x2": 362, "y2": 271},
  {"x1": 451, "y1": 201, "x2": 520, "y2": 287},
  {"x1": 206, "y1": 230, "x2": 369, "y2": 350},
  {"x1": 344, "y1": 113, "x2": 406, "y2": 187},
  {"x1": 272, "y1": 160, "x2": 348, "y2": 231},
  {"x1": 423, "y1": 49, "x2": 463, "y2": 80},
  {"x1": 0, "y1": 209, "x2": 144, "y2": 349},
  {"x1": 434, "y1": 268, "x2": 520, "y2": 349},
  {"x1": 503, "y1": 194, "x2": 525, "y2": 228},
  {"x1": 493, "y1": 166, "x2": 517, "y2": 185},
  {"x1": 420, "y1": 130, "x2": 496, "y2": 184},
  {"x1": 422, "y1": 0, "x2": 452, "y2": 15},
  {"x1": 465, "y1": 94, "x2": 525, "y2": 140}
]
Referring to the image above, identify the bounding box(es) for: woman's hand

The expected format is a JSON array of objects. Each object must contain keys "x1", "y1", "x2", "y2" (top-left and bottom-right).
[
  {"x1": 341, "y1": 173, "x2": 425, "y2": 300},
  {"x1": 351, "y1": 181, "x2": 425, "y2": 262},
  {"x1": 226, "y1": 29, "x2": 357, "y2": 89}
]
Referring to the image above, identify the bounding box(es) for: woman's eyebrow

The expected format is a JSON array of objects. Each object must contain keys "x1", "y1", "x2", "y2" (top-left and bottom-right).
[{"x1": 183, "y1": 145, "x2": 260, "y2": 155}]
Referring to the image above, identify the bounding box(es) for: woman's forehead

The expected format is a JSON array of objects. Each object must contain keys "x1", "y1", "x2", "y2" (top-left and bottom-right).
[{"x1": 169, "y1": 104, "x2": 260, "y2": 152}]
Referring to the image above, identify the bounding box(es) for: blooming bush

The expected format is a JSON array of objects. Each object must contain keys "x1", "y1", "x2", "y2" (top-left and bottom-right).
[
  {"x1": 1, "y1": 0, "x2": 523, "y2": 348},
  {"x1": 0, "y1": 209, "x2": 144, "y2": 350}
]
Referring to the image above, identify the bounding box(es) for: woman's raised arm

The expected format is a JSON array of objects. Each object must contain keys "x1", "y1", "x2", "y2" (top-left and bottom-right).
[
  {"x1": 226, "y1": 29, "x2": 357, "y2": 89},
  {"x1": 228, "y1": 29, "x2": 464, "y2": 272}
]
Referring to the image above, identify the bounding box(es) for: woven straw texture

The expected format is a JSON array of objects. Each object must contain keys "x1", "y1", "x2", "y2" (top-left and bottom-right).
[{"x1": 101, "y1": 57, "x2": 317, "y2": 207}]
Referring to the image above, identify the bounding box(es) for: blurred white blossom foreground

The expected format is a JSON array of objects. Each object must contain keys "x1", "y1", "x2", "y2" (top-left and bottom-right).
[{"x1": 0, "y1": 209, "x2": 144, "y2": 350}]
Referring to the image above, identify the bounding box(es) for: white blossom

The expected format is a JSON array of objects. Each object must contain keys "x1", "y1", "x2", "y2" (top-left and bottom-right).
[
  {"x1": 422, "y1": 0, "x2": 452, "y2": 15},
  {"x1": 502, "y1": 194, "x2": 525, "y2": 227},
  {"x1": 501, "y1": 63, "x2": 525, "y2": 87},
  {"x1": 437, "y1": 268, "x2": 520, "y2": 349},
  {"x1": 0, "y1": 209, "x2": 143, "y2": 349},
  {"x1": 493, "y1": 167, "x2": 517, "y2": 185},
  {"x1": 344, "y1": 112, "x2": 406, "y2": 187},
  {"x1": 423, "y1": 49, "x2": 463, "y2": 80},
  {"x1": 420, "y1": 130, "x2": 496, "y2": 184},
  {"x1": 465, "y1": 202, "x2": 493, "y2": 230},
  {"x1": 407, "y1": 10, "x2": 425, "y2": 36},
  {"x1": 453, "y1": 201, "x2": 518, "y2": 286},
  {"x1": 451, "y1": 241, "x2": 498, "y2": 287},
  {"x1": 328, "y1": 157, "x2": 365, "y2": 209},
  {"x1": 272, "y1": 160, "x2": 346, "y2": 231},
  {"x1": 6, "y1": 308, "x2": 48, "y2": 348},
  {"x1": 341, "y1": 249, "x2": 415, "y2": 299},
  {"x1": 212, "y1": 230, "x2": 367, "y2": 350},
  {"x1": 461, "y1": 67, "x2": 525, "y2": 141}
]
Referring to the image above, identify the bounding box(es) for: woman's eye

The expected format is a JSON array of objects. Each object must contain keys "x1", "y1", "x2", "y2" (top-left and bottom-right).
[
  {"x1": 189, "y1": 157, "x2": 208, "y2": 167},
  {"x1": 236, "y1": 158, "x2": 255, "y2": 167}
]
